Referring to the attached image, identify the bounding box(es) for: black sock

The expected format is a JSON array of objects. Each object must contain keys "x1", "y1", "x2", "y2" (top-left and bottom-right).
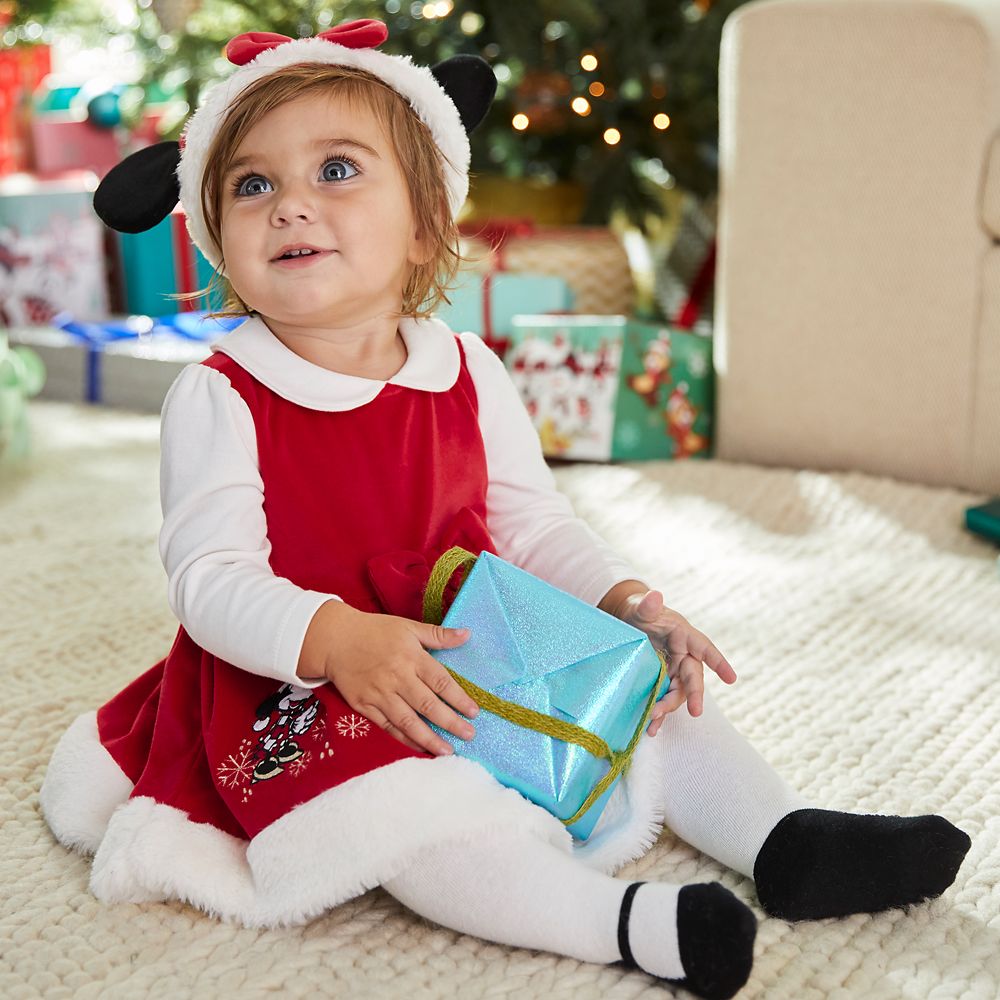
[
  {"x1": 618, "y1": 882, "x2": 756, "y2": 1000},
  {"x1": 753, "y1": 808, "x2": 972, "y2": 921}
]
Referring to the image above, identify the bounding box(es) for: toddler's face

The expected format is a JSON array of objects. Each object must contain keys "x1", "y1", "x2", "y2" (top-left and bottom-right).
[{"x1": 218, "y1": 90, "x2": 429, "y2": 327}]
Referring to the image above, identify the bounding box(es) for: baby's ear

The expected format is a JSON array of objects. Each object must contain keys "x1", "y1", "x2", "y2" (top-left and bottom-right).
[
  {"x1": 431, "y1": 55, "x2": 497, "y2": 135},
  {"x1": 93, "y1": 141, "x2": 181, "y2": 233}
]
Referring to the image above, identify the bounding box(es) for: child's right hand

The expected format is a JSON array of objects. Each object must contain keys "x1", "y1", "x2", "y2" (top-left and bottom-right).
[{"x1": 297, "y1": 600, "x2": 479, "y2": 757}]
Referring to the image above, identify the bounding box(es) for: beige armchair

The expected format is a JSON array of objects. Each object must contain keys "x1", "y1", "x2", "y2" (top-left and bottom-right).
[{"x1": 714, "y1": 0, "x2": 1000, "y2": 492}]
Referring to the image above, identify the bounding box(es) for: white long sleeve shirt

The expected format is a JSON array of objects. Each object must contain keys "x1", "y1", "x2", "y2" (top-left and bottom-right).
[{"x1": 158, "y1": 316, "x2": 644, "y2": 688}]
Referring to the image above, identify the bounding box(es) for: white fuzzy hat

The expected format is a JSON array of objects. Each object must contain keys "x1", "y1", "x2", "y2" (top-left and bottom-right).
[{"x1": 93, "y1": 19, "x2": 496, "y2": 269}]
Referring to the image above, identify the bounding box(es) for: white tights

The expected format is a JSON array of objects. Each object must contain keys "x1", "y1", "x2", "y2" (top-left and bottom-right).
[{"x1": 382, "y1": 689, "x2": 810, "y2": 975}]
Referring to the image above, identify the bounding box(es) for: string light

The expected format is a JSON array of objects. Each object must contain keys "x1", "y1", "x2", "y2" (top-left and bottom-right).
[
  {"x1": 422, "y1": 0, "x2": 453, "y2": 18},
  {"x1": 588, "y1": 81, "x2": 605, "y2": 97},
  {"x1": 512, "y1": 114, "x2": 530, "y2": 130},
  {"x1": 460, "y1": 11, "x2": 484, "y2": 34},
  {"x1": 580, "y1": 53, "x2": 598, "y2": 71},
  {"x1": 603, "y1": 127, "x2": 621, "y2": 145},
  {"x1": 653, "y1": 113, "x2": 671, "y2": 130},
  {"x1": 571, "y1": 97, "x2": 591, "y2": 116}
]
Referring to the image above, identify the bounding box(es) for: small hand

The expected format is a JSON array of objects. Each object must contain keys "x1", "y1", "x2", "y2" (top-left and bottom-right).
[{"x1": 617, "y1": 590, "x2": 737, "y2": 736}]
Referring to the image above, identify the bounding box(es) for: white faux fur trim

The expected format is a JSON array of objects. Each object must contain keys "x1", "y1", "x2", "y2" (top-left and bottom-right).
[
  {"x1": 90, "y1": 797, "x2": 258, "y2": 911},
  {"x1": 178, "y1": 37, "x2": 470, "y2": 268},
  {"x1": 39, "y1": 711, "x2": 134, "y2": 856},
  {"x1": 42, "y1": 709, "x2": 671, "y2": 927},
  {"x1": 243, "y1": 755, "x2": 572, "y2": 927},
  {"x1": 88, "y1": 755, "x2": 573, "y2": 929},
  {"x1": 571, "y1": 725, "x2": 669, "y2": 874}
]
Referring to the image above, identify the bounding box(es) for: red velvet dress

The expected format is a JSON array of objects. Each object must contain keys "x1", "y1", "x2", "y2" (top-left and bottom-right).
[{"x1": 95, "y1": 335, "x2": 498, "y2": 842}]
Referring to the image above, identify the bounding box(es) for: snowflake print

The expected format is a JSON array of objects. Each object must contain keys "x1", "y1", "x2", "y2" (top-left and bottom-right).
[
  {"x1": 287, "y1": 751, "x2": 312, "y2": 777},
  {"x1": 307, "y1": 717, "x2": 327, "y2": 741},
  {"x1": 615, "y1": 420, "x2": 641, "y2": 450},
  {"x1": 336, "y1": 713, "x2": 371, "y2": 739},
  {"x1": 216, "y1": 744, "x2": 255, "y2": 789},
  {"x1": 687, "y1": 352, "x2": 708, "y2": 378}
]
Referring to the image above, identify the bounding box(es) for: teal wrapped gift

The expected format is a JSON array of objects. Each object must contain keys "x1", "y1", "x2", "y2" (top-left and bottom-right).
[
  {"x1": 433, "y1": 271, "x2": 573, "y2": 345},
  {"x1": 118, "y1": 207, "x2": 219, "y2": 316},
  {"x1": 423, "y1": 547, "x2": 669, "y2": 841}
]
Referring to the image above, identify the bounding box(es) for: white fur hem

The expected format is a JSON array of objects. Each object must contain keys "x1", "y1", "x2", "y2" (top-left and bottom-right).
[
  {"x1": 39, "y1": 711, "x2": 134, "y2": 856},
  {"x1": 42, "y1": 710, "x2": 669, "y2": 927},
  {"x1": 87, "y1": 756, "x2": 571, "y2": 929}
]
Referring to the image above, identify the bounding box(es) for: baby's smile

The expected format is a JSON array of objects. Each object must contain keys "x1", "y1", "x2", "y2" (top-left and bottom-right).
[{"x1": 270, "y1": 243, "x2": 335, "y2": 266}]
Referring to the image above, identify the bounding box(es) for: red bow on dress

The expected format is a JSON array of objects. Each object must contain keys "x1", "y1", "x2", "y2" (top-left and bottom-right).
[
  {"x1": 226, "y1": 19, "x2": 389, "y2": 67},
  {"x1": 366, "y1": 507, "x2": 495, "y2": 623}
]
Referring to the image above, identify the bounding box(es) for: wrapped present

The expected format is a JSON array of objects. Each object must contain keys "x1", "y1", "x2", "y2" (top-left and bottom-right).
[
  {"x1": 459, "y1": 219, "x2": 635, "y2": 316},
  {"x1": 118, "y1": 206, "x2": 219, "y2": 316},
  {"x1": 0, "y1": 172, "x2": 109, "y2": 325},
  {"x1": 98, "y1": 312, "x2": 242, "y2": 411},
  {"x1": 423, "y1": 547, "x2": 670, "y2": 841},
  {"x1": 964, "y1": 499, "x2": 1000, "y2": 545},
  {"x1": 506, "y1": 315, "x2": 713, "y2": 462},
  {"x1": 9, "y1": 315, "x2": 155, "y2": 405},
  {"x1": 97, "y1": 333, "x2": 213, "y2": 411},
  {"x1": 30, "y1": 117, "x2": 120, "y2": 179},
  {"x1": 434, "y1": 269, "x2": 572, "y2": 360},
  {"x1": 0, "y1": 45, "x2": 51, "y2": 175},
  {"x1": 8, "y1": 312, "x2": 240, "y2": 410},
  {"x1": 654, "y1": 192, "x2": 718, "y2": 332}
]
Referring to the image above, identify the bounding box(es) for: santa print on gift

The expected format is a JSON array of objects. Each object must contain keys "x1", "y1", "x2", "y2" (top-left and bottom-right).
[
  {"x1": 509, "y1": 332, "x2": 619, "y2": 455},
  {"x1": 0, "y1": 227, "x2": 60, "y2": 326}
]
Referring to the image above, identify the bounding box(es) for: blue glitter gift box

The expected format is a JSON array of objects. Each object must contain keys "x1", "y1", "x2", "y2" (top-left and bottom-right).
[{"x1": 424, "y1": 548, "x2": 670, "y2": 841}]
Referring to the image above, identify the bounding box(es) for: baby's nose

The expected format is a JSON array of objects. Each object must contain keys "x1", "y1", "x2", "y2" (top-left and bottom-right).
[{"x1": 270, "y1": 184, "x2": 317, "y2": 224}]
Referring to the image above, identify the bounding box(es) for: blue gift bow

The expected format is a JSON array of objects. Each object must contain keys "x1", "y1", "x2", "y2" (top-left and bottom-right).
[
  {"x1": 54, "y1": 312, "x2": 142, "y2": 403},
  {"x1": 150, "y1": 312, "x2": 246, "y2": 340},
  {"x1": 53, "y1": 311, "x2": 246, "y2": 401},
  {"x1": 423, "y1": 546, "x2": 669, "y2": 831}
]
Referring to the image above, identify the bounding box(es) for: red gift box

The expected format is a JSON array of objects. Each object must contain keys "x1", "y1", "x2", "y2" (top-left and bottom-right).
[{"x1": 0, "y1": 45, "x2": 52, "y2": 176}]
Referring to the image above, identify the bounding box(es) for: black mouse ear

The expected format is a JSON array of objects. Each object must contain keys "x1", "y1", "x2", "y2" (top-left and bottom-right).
[
  {"x1": 93, "y1": 141, "x2": 181, "y2": 233},
  {"x1": 431, "y1": 55, "x2": 497, "y2": 134}
]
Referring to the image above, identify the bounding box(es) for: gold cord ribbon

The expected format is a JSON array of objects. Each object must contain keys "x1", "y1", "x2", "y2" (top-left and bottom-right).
[{"x1": 423, "y1": 546, "x2": 668, "y2": 827}]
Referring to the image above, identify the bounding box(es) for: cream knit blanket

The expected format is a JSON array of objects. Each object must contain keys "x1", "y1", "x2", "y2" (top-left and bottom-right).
[{"x1": 2, "y1": 402, "x2": 999, "y2": 999}]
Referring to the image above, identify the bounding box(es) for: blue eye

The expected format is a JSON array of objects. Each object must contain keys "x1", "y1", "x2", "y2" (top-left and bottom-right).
[
  {"x1": 235, "y1": 175, "x2": 272, "y2": 197},
  {"x1": 321, "y1": 158, "x2": 360, "y2": 182}
]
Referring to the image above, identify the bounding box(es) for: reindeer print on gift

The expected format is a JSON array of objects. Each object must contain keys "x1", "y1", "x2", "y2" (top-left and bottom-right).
[{"x1": 625, "y1": 335, "x2": 672, "y2": 409}]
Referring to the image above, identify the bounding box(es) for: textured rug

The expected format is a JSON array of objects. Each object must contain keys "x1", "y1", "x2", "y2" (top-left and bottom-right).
[{"x1": 2, "y1": 401, "x2": 999, "y2": 999}]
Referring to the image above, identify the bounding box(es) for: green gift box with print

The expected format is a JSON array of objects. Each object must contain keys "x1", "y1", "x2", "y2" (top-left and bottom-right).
[{"x1": 506, "y1": 315, "x2": 713, "y2": 462}]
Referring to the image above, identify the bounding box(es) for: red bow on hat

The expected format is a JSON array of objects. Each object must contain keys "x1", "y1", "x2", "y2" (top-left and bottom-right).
[{"x1": 226, "y1": 19, "x2": 389, "y2": 67}]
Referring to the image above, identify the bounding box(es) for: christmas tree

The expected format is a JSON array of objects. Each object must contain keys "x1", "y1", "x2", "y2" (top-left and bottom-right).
[{"x1": 8, "y1": 0, "x2": 750, "y2": 228}]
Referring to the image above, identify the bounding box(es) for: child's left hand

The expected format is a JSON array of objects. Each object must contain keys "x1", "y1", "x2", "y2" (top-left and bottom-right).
[{"x1": 616, "y1": 590, "x2": 738, "y2": 736}]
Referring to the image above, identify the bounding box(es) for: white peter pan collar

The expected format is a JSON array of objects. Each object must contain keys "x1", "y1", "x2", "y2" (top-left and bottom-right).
[{"x1": 209, "y1": 314, "x2": 460, "y2": 412}]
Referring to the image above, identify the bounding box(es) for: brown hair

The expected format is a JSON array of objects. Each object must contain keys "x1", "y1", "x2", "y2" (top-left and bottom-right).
[{"x1": 195, "y1": 63, "x2": 464, "y2": 319}]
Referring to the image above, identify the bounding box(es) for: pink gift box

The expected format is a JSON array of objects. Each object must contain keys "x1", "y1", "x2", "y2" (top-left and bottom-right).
[{"x1": 30, "y1": 117, "x2": 120, "y2": 179}]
